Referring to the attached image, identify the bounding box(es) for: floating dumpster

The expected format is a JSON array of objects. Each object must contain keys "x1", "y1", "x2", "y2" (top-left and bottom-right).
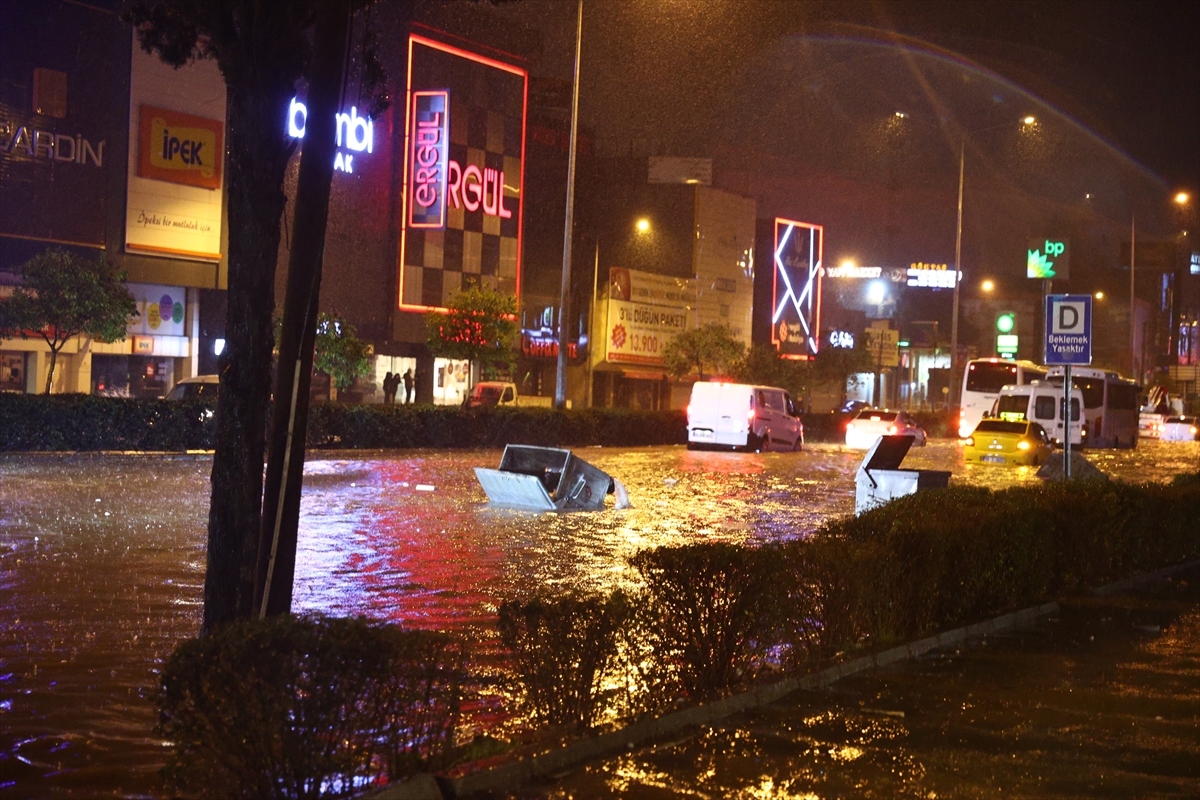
[
  {"x1": 474, "y1": 445, "x2": 618, "y2": 511},
  {"x1": 855, "y1": 434, "x2": 951, "y2": 515}
]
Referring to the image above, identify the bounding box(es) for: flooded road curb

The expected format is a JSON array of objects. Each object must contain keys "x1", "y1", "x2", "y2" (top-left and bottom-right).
[{"x1": 365, "y1": 557, "x2": 1200, "y2": 800}]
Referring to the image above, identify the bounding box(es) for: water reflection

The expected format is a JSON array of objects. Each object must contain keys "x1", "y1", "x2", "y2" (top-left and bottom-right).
[{"x1": 1, "y1": 440, "x2": 1196, "y2": 796}]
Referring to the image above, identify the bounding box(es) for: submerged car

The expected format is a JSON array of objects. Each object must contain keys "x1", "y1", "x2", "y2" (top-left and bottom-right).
[
  {"x1": 845, "y1": 408, "x2": 927, "y2": 449},
  {"x1": 1160, "y1": 416, "x2": 1199, "y2": 442},
  {"x1": 964, "y1": 419, "x2": 1053, "y2": 466}
]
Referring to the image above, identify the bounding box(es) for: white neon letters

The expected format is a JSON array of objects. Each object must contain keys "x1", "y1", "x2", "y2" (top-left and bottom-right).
[{"x1": 287, "y1": 97, "x2": 373, "y2": 173}]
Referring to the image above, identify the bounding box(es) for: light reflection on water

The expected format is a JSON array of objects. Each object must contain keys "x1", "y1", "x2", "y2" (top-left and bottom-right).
[{"x1": 0, "y1": 440, "x2": 1195, "y2": 797}]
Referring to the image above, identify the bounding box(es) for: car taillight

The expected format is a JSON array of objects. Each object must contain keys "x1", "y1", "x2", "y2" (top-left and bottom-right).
[
  {"x1": 747, "y1": 408, "x2": 755, "y2": 421},
  {"x1": 1017, "y1": 439, "x2": 1031, "y2": 450},
  {"x1": 888, "y1": 425, "x2": 898, "y2": 434},
  {"x1": 847, "y1": 422, "x2": 855, "y2": 430},
  {"x1": 964, "y1": 436, "x2": 974, "y2": 446},
  {"x1": 1191, "y1": 426, "x2": 1198, "y2": 435}
]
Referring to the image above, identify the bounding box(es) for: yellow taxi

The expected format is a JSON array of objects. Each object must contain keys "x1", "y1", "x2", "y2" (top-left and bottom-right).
[{"x1": 964, "y1": 419, "x2": 1054, "y2": 466}]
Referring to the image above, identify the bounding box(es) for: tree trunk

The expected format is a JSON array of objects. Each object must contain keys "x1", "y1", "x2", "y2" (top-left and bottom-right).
[
  {"x1": 256, "y1": 0, "x2": 349, "y2": 619},
  {"x1": 200, "y1": 34, "x2": 299, "y2": 635},
  {"x1": 44, "y1": 347, "x2": 58, "y2": 395}
]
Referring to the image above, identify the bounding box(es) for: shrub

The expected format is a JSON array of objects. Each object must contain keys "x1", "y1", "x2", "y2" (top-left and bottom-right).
[
  {"x1": 498, "y1": 592, "x2": 632, "y2": 730},
  {"x1": 0, "y1": 393, "x2": 215, "y2": 451},
  {"x1": 156, "y1": 615, "x2": 464, "y2": 799},
  {"x1": 629, "y1": 543, "x2": 781, "y2": 699}
]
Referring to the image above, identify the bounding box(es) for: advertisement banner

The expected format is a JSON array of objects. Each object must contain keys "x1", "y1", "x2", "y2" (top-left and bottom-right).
[
  {"x1": 771, "y1": 218, "x2": 823, "y2": 358},
  {"x1": 604, "y1": 268, "x2": 697, "y2": 366},
  {"x1": 126, "y1": 283, "x2": 186, "y2": 337},
  {"x1": 125, "y1": 35, "x2": 226, "y2": 261}
]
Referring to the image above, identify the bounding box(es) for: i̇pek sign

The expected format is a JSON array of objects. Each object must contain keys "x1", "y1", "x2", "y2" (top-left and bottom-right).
[{"x1": 1044, "y1": 294, "x2": 1091, "y2": 365}]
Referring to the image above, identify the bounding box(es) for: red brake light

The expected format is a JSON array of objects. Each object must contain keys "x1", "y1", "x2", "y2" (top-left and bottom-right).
[{"x1": 888, "y1": 425, "x2": 898, "y2": 434}]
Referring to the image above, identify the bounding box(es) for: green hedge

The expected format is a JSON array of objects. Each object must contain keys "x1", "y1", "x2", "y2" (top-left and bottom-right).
[
  {"x1": 0, "y1": 393, "x2": 686, "y2": 451},
  {"x1": 157, "y1": 615, "x2": 464, "y2": 799},
  {"x1": 0, "y1": 393, "x2": 216, "y2": 451}
]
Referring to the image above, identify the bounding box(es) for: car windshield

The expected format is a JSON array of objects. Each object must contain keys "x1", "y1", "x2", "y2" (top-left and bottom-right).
[
  {"x1": 855, "y1": 410, "x2": 896, "y2": 422},
  {"x1": 973, "y1": 420, "x2": 1028, "y2": 435}
]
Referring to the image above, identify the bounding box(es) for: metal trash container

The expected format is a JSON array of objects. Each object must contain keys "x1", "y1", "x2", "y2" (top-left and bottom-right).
[
  {"x1": 474, "y1": 445, "x2": 615, "y2": 511},
  {"x1": 855, "y1": 434, "x2": 951, "y2": 515}
]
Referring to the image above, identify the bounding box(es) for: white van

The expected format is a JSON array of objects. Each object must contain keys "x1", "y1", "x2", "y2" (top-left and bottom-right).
[
  {"x1": 686, "y1": 382, "x2": 804, "y2": 452},
  {"x1": 991, "y1": 381, "x2": 1084, "y2": 447}
]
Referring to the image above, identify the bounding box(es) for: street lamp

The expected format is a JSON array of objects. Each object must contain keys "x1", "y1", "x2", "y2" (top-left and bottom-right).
[{"x1": 981, "y1": 279, "x2": 995, "y2": 292}]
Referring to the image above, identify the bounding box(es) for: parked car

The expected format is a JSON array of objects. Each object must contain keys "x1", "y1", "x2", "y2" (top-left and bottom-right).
[
  {"x1": 844, "y1": 408, "x2": 927, "y2": 449},
  {"x1": 687, "y1": 381, "x2": 804, "y2": 452},
  {"x1": 1160, "y1": 416, "x2": 1199, "y2": 442},
  {"x1": 165, "y1": 374, "x2": 220, "y2": 400},
  {"x1": 838, "y1": 399, "x2": 869, "y2": 414},
  {"x1": 963, "y1": 419, "x2": 1054, "y2": 466}
]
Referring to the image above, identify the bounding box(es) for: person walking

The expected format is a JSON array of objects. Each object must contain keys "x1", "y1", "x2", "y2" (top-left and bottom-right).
[{"x1": 402, "y1": 368, "x2": 414, "y2": 404}]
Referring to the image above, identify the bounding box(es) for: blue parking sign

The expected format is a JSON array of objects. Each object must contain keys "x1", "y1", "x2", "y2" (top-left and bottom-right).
[{"x1": 1044, "y1": 294, "x2": 1092, "y2": 365}]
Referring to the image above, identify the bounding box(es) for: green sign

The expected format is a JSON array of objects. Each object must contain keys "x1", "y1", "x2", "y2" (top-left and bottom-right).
[
  {"x1": 1027, "y1": 238, "x2": 1070, "y2": 280},
  {"x1": 996, "y1": 312, "x2": 1015, "y2": 333},
  {"x1": 997, "y1": 333, "x2": 1019, "y2": 356}
]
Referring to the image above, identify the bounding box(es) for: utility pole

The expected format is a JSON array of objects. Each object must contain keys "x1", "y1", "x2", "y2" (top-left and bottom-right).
[{"x1": 554, "y1": 0, "x2": 583, "y2": 409}]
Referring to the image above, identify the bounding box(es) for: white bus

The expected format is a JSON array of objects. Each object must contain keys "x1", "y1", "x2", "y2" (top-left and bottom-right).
[
  {"x1": 958, "y1": 358, "x2": 1047, "y2": 438},
  {"x1": 1045, "y1": 367, "x2": 1140, "y2": 449}
]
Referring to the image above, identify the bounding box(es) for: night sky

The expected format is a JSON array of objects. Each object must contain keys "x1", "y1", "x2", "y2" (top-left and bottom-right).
[{"x1": 485, "y1": 0, "x2": 1198, "y2": 192}]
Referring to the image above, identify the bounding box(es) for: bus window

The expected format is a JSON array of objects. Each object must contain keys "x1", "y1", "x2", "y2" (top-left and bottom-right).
[{"x1": 966, "y1": 362, "x2": 1019, "y2": 393}]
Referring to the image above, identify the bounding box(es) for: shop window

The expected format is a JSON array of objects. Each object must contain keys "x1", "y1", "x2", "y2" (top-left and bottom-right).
[{"x1": 0, "y1": 352, "x2": 26, "y2": 392}]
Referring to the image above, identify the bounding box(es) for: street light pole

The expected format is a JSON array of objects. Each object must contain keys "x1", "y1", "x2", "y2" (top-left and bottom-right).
[
  {"x1": 555, "y1": 0, "x2": 583, "y2": 409},
  {"x1": 1129, "y1": 213, "x2": 1136, "y2": 380},
  {"x1": 950, "y1": 140, "x2": 963, "y2": 405},
  {"x1": 587, "y1": 237, "x2": 599, "y2": 408}
]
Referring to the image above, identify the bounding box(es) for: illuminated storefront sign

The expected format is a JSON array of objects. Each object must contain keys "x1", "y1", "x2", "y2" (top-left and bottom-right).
[
  {"x1": 772, "y1": 218, "x2": 823, "y2": 359},
  {"x1": 521, "y1": 335, "x2": 578, "y2": 359},
  {"x1": 286, "y1": 97, "x2": 374, "y2": 173},
  {"x1": 408, "y1": 91, "x2": 449, "y2": 228},
  {"x1": 605, "y1": 268, "x2": 698, "y2": 366},
  {"x1": 2, "y1": 123, "x2": 105, "y2": 167},
  {"x1": 824, "y1": 264, "x2": 881, "y2": 279},
  {"x1": 906, "y1": 262, "x2": 959, "y2": 288},
  {"x1": 399, "y1": 34, "x2": 527, "y2": 312},
  {"x1": 138, "y1": 105, "x2": 222, "y2": 190},
  {"x1": 828, "y1": 330, "x2": 855, "y2": 349}
]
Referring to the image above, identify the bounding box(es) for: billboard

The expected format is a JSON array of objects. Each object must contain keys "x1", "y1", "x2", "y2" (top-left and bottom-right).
[
  {"x1": 399, "y1": 35, "x2": 527, "y2": 312},
  {"x1": 604, "y1": 268, "x2": 698, "y2": 366},
  {"x1": 771, "y1": 218, "x2": 823, "y2": 359},
  {"x1": 125, "y1": 37, "x2": 226, "y2": 261}
]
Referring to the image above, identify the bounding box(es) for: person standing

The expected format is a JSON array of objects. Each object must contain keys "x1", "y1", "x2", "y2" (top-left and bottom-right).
[
  {"x1": 403, "y1": 368, "x2": 414, "y2": 404},
  {"x1": 382, "y1": 372, "x2": 396, "y2": 404}
]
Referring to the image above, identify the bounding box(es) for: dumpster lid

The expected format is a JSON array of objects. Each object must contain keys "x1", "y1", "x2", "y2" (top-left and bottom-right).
[{"x1": 859, "y1": 434, "x2": 915, "y2": 472}]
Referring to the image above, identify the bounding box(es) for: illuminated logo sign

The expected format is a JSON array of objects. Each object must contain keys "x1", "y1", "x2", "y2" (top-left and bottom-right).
[
  {"x1": 906, "y1": 262, "x2": 958, "y2": 288},
  {"x1": 823, "y1": 264, "x2": 881, "y2": 279},
  {"x1": 399, "y1": 34, "x2": 527, "y2": 313},
  {"x1": 521, "y1": 334, "x2": 578, "y2": 359},
  {"x1": 1027, "y1": 238, "x2": 1070, "y2": 280},
  {"x1": 409, "y1": 91, "x2": 449, "y2": 228},
  {"x1": 828, "y1": 330, "x2": 855, "y2": 349},
  {"x1": 137, "y1": 105, "x2": 222, "y2": 189},
  {"x1": 996, "y1": 333, "x2": 1019, "y2": 356},
  {"x1": 2, "y1": 123, "x2": 105, "y2": 167},
  {"x1": 286, "y1": 97, "x2": 374, "y2": 173},
  {"x1": 772, "y1": 218, "x2": 823, "y2": 359}
]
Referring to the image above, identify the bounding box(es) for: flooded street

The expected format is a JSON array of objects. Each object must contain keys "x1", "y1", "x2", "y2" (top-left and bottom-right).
[
  {"x1": 519, "y1": 565, "x2": 1200, "y2": 799},
  {"x1": 1, "y1": 439, "x2": 1197, "y2": 797}
]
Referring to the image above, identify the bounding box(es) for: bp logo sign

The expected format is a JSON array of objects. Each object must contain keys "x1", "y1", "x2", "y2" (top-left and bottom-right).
[{"x1": 1027, "y1": 238, "x2": 1070, "y2": 280}]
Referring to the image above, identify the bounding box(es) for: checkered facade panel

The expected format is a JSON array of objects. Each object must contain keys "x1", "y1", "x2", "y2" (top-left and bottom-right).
[{"x1": 402, "y1": 39, "x2": 525, "y2": 309}]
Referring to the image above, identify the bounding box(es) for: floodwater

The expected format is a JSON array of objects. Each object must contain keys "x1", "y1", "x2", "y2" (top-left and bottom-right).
[
  {"x1": 513, "y1": 565, "x2": 1200, "y2": 799},
  {"x1": 0, "y1": 439, "x2": 1196, "y2": 797}
]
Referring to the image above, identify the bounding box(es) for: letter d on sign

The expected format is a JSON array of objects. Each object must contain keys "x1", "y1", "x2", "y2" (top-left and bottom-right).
[{"x1": 1058, "y1": 305, "x2": 1078, "y2": 330}]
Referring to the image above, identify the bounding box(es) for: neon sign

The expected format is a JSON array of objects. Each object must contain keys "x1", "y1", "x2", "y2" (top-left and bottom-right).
[
  {"x1": 286, "y1": 97, "x2": 373, "y2": 173},
  {"x1": 408, "y1": 91, "x2": 448, "y2": 228},
  {"x1": 771, "y1": 218, "x2": 823, "y2": 359},
  {"x1": 828, "y1": 330, "x2": 855, "y2": 349}
]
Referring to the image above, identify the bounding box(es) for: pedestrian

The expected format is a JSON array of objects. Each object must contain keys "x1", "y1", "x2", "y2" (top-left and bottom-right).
[
  {"x1": 403, "y1": 368, "x2": 414, "y2": 404},
  {"x1": 382, "y1": 372, "x2": 396, "y2": 404}
]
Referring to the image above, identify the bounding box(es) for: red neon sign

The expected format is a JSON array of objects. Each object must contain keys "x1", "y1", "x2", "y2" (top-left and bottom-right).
[
  {"x1": 399, "y1": 34, "x2": 528, "y2": 313},
  {"x1": 408, "y1": 91, "x2": 448, "y2": 228}
]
